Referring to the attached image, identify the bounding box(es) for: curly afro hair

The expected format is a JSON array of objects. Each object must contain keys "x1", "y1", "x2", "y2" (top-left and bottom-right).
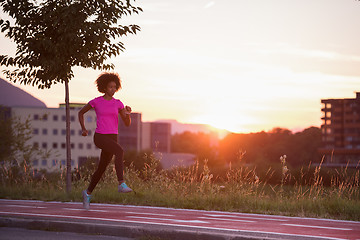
[{"x1": 95, "y1": 72, "x2": 122, "y2": 93}]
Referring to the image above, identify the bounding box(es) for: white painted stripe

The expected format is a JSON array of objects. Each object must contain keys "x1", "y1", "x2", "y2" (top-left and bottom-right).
[
  {"x1": 87, "y1": 203, "x2": 360, "y2": 224},
  {"x1": 127, "y1": 216, "x2": 208, "y2": 224},
  {"x1": 0, "y1": 199, "x2": 43, "y2": 203},
  {"x1": 125, "y1": 211, "x2": 174, "y2": 217},
  {"x1": 1, "y1": 199, "x2": 359, "y2": 225},
  {"x1": 5, "y1": 205, "x2": 46, "y2": 209},
  {"x1": 63, "y1": 208, "x2": 108, "y2": 213},
  {"x1": 0, "y1": 211, "x2": 347, "y2": 240},
  {"x1": 205, "y1": 214, "x2": 287, "y2": 222},
  {"x1": 282, "y1": 223, "x2": 352, "y2": 231},
  {"x1": 198, "y1": 216, "x2": 254, "y2": 223}
]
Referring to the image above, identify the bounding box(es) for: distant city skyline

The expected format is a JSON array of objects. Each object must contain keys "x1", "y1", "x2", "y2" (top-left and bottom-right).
[{"x1": 1, "y1": 0, "x2": 359, "y2": 133}]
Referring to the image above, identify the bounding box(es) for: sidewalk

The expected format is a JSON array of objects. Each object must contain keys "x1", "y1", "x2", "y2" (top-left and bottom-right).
[
  {"x1": 0, "y1": 214, "x2": 264, "y2": 240},
  {"x1": 1, "y1": 199, "x2": 357, "y2": 240}
]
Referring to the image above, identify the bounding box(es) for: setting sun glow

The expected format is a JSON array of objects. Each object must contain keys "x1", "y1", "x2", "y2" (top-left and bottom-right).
[{"x1": 1, "y1": 0, "x2": 359, "y2": 134}]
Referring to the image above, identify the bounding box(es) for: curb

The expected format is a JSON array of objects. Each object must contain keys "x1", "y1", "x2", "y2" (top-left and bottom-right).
[{"x1": 0, "y1": 216, "x2": 264, "y2": 240}]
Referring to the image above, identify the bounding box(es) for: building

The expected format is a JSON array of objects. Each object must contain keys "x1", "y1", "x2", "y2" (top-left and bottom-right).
[
  {"x1": 142, "y1": 122, "x2": 171, "y2": 153},
  {"x1": 319, "y1": 92, "x2": 360, "y2": 167},
  {"x1": 1, "y1": 79, "x2": 179, "y2": 171},
  {"x1": 9, "y1": 104, "x2": 172, "y2": 171},
  {"x1": 118, "y1": 113, "x2": 142, "y2": 152},
  {"x1": 11, "y1": 105, "x2": 99, "y2": 171}
]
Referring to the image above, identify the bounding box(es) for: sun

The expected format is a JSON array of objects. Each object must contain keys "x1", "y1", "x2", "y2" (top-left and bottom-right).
[{"x1": 189, "y1": 113, "x2": 255, "y2": 134}]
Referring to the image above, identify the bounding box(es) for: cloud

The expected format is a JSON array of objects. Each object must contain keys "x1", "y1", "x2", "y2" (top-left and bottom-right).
[
  {"x1": 259, "y1": 45, "x2": 360, "y2": 62},
  {"x1": 250, "y1": 43, "x2": 360, "y2": 77},
  {"x1": 204, "y1": 1, "x2": 215, "y2": 9}
]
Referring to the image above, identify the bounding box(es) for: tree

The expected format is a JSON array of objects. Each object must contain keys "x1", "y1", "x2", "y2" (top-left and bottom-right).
[
  {"x1": 0, "y1": 0, "x2": 142, "y2": 193},
  {"x1": 171, "y1": 131, "x2": 219, "y2": 167},
  {"x1": 219, "y1": 127, "x2": 322, "y2": 168},
  {"x1": 0, "y1": 106, "x2": 49, "y2": 183},
  {"x1": 0, "y1": 106, "x2": 13, "y2": 161}
]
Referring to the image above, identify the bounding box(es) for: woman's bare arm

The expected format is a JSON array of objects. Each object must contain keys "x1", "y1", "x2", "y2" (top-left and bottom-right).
[
  {"x1": 78, "y1": 103, "x2": 93, "y2": 136},
  {"x1": 120, "y1": 106, "x2": 131, "y2": 127}
]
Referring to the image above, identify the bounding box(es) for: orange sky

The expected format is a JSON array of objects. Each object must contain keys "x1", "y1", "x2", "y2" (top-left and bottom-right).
[{"x1": 1, "y1": 0, "x2": 359, "y2": 133}]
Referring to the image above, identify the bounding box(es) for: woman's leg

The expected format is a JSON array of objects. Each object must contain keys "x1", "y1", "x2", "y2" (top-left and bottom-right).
[
  {"x1": 88, "y1": 133, "x2": 124, "y2": 193},
  {"x1": 87, "y1": 149, "x2": 113, "y2": 193},
  {"x1": 100, "y1": 134, "x2": 124, "y2": 183}
]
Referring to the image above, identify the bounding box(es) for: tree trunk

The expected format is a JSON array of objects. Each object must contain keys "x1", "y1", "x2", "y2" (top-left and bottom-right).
[{"x1": 65, "y1": 80, "x2": 72, "y2": 193}]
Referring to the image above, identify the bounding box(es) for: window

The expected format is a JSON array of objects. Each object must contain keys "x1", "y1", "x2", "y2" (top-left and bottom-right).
[
  {"x1": 33, "y1": 160, "x2": 39, "y2": 166},
  {"x1": 34, "y1": 114, "x2": 39, "y2": 120},
  {"x1": 52, "y1": 159, "x2": 58, "y2": 166},
  {"x1": 71, "y1": 129, "x2": 75, "y2": 136},
  {"x1": 88, "y1": 130, "x2": 92, "y2": 136},
  {"x1": 71, "y1": 143, "x2": 74, "y2": 149},
  {"x1": 42, "y1": 114, "x2": 48, "y2": 121},
  {"x1": 62, "y1": 129, "x2": 66, "y2": 135},
  {"x1": 33, "y1": 142, "x2": 39, "y2": 148},
  {"x1": 59, "y1": 160, "x2": 74, "y2": 166},
  {"x1": 78, "y1": 143, "x2": 83, "y2": 149},
  {"x1": 325, "y1": 144, "x2": 334, "y2": 149},
  {"x1": 42, "y1": 129, "x2": 48, "y2": 135},
  {"x1": 86, "y1": 116, "x2": 92, "y2": 122},
  {"x1": 87, "y1": 143, "x2": 92, "y2": 149},
  {"x1": 41, "y1": 159, "x2": 47, "y2": 166},
  {"x1": 33, "y1": 128, "x2": 39, "y2": 135},
  {"x1": 346, "y1": 136, "x2": 353, "y2": 141},
  {"x1": 53, "y1": 115, "x2": 58, "y2": 121},
  {"x1": 326, "y1": 136, "x2": 335, "y2": 142},
  {"x1": 42, "y1": 142, "x2": 47, "y2": 149},
  {"x1": 53, "y1": 129, "x2": 58, "y2": 135},
  {"x1": 61, "y1": 143, "x2": 66, "y2": 149},
  {"x1": 52, "y1": 143, "x2": 58, "y2": 149},
  {"x1": 62, "y1": 115, "x2": 66, "y2": 121},
  {"x1": 70, "y1": 116, "x2": 75, "y2": 122}
]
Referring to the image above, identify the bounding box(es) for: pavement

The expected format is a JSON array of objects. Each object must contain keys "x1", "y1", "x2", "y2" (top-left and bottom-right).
[
  {"x1": 0, "y1": 227, "x2": 133, "y2": 240},
  {"x1": 0, "y1": 199, "x2": 359, "y2": 240}
]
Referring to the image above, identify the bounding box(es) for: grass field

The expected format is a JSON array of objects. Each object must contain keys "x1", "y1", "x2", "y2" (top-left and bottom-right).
[{"x1": 0, "y1": 155, "x2": 359, "y2": 221}]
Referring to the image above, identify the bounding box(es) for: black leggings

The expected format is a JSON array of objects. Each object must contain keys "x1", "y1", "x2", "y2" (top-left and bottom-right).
[{"x1": 87, "y1": 133, "x2": 124, "y2": 193}]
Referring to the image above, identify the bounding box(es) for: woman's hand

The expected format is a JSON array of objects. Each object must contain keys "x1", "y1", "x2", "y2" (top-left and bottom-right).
[
  {"x1": 124, "y1": 105, "x2": 132, "y2": 115},
  {"x1": 81, "y1": 129, "x2": 88, "y2": 136},
  {"x1": 120, "y1": 105, "x2": 132, "y2": 126}
]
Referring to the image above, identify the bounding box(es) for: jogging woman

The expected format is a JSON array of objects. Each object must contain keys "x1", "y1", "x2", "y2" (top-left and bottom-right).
[{"x1": 78, "y1": 72, "x2": 132, "y2": 210}]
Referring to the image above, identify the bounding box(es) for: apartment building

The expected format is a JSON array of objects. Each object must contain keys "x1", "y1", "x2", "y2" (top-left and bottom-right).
[
  {"x1": 118, "y1": 112, "x2": 142, "y2": 152},
  {"x1": 11, "y1": 105, "x2": 99, "y2": 171},
  {"x1": 142, "y1": 122, "x2": 171, "y2": 153},
  {"x1": 319, "y1": 92, "x2": 360, "y2": 167},
  {"x1": 9, "y1": 104, "x2": 172, "y2": 171}
]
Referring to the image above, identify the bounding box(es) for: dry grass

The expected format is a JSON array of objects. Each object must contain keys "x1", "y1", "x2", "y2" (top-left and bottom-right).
[{"x1": 0, "y1": 153, "x2": 359, "y2": 221}]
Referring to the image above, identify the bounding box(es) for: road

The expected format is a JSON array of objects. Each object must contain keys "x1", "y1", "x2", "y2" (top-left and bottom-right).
[
  {"x1": 0, "y1": 227, "x2": 133, "y2": 240},
  {"x1": 0, "y1": 199, "x2": 359, "y2": 240}
]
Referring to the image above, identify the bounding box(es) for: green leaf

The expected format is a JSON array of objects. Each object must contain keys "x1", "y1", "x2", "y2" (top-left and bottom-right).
[{"x1": 1, "y1": 0, "x2": 142, "y2": 88}]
